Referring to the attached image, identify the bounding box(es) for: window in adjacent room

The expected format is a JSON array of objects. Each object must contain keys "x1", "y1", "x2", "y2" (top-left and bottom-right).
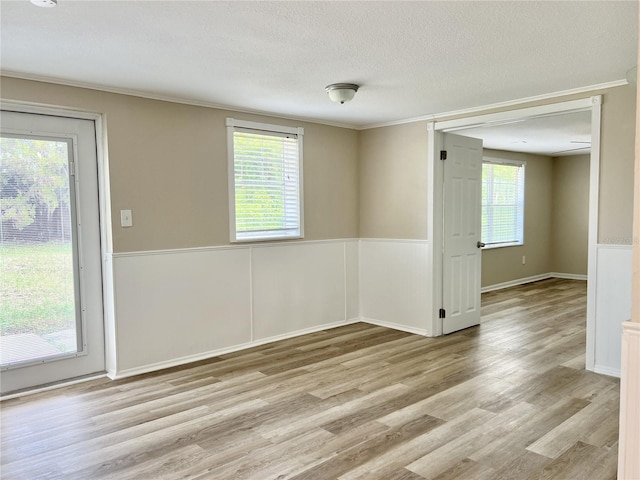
[
  {"x1": 226, "y1": 118, "x2": 304, "y2": 242},
  {"x1": 481, "y1": 157, "x2": 525, "y2": 248}
]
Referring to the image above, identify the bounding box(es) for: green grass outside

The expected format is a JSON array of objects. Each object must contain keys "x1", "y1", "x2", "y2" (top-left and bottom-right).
[{"x1": 0, "y1": 242, "x2": 76, "y2": 336}]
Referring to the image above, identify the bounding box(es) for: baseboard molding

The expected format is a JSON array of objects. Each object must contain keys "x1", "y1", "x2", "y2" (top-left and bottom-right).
[
  {"x1": 549, "y1": 272, "x2": 588, "y2": 281},
  {"x1": 593, "y1": 364, "x2": 621, "y2": 378},
  {"x1": 109, "y1": 314, "x2": 436, "y2": 381},
  {"x1": 481, "y1": 272, "x2": 588, "y2": 293},
  {"x1": 360, "y1": 317, "x2": 428, "y2": 337},
  {"x1": 108, "y1": 318, "x2": 361, "y2": 380},
  {"x1": 481, "y1": 273, "x2": 552, "y2": 293}
]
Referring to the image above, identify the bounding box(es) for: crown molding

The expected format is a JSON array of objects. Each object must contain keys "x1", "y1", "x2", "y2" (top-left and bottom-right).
[
  {"x1": 1, "y1": 71, "x2": 629, "y2": 132},
  {"x1": 357, "y1": 79, "x2": 628, "y2": 130},
  {"x1": 0, "y1": 70, "x2": 359, "y2": 131}
]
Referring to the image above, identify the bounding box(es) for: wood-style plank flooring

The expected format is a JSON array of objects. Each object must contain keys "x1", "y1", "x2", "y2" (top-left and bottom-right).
[{"x1": 0, "y1": 279, "x2": 620, "y2": 479}]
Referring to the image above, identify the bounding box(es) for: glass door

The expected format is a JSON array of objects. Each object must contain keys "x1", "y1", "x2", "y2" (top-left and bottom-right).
[
  {"x1": 0, "y1": 136, "x2": 83, "y2": 366},
  {"x1": 0, "y1": 111, "x2": 104, "y2": 394}
]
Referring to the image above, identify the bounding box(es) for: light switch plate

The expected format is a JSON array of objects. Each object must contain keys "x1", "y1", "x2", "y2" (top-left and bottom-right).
[{"x1": 120, "y1": 209, "x2": 133, "y2": 227}]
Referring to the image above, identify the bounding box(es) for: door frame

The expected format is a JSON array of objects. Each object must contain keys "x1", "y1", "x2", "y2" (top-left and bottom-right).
[
  {"x1": 426, "y1": 96, "x2": 601, "y2": 371},
  {"x1": 0, "y1": 101, "x2": 113, "y2": 394}
]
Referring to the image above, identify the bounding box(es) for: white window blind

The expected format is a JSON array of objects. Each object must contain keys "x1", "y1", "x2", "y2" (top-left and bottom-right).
[
  {"x1": 227, "y1": 119, "x2": 303, "y2": 242},
  {"x1": 481, "y1": 158, "x2": 525, "y2": 247}
]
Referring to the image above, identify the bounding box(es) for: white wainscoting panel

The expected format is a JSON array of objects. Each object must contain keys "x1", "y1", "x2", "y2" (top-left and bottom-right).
[
  {"x1": 104, "y1": 238, "x2": 621, "y2": 380},
  {"x1": 103, "y1": 254, "x2": 117, "y2": 376},
  {"x1": 618, "y1": 321, "x2": 640, "y2": 479},
  {"x1": 345, "y1": 240, "x2": 360, "y2": 321},
  {"x1": 594, "y1": 244, "x2": 632, "y2": 376},
  {"x1": 252, "y1": 242, "x2": 347, "y2": 340},
  {"x1": 108, "y1": 240, "x2": 356, "y2": 377},
  {"x1": 112, "y1": 247, "x2": 253, "y2": 372},
  {"x1": 359, "y1": 239, "x2": 430, "y2": 335}
]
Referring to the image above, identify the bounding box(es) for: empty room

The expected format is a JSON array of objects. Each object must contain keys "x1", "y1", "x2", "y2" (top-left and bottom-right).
[{"x1": 1, "y1": 1, "x2": 639, "y2": 479}]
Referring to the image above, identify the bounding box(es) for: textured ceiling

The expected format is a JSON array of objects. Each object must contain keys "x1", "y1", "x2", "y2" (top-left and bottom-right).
[
  {"x1": 460, "y1": 110, "x2": 593, "y2": 157},
  {"x1": 0, "y1": 1, "x2": 637, "y2": 129}
]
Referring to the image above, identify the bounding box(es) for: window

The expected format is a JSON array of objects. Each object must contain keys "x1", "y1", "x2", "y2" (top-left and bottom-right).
[
  {"x1": 227, "y1": 118, "x2": 303, "y2": 242},
  {"x1": 481, "y1": 157, "x2": 525, "y2": 248}
]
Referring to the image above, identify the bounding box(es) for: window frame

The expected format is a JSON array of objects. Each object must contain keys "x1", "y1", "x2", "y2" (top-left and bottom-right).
[
  {"x1": 226, "y1": 118, "x2": 304, "y2": 243},
  {"x1": 481, "y1": 156, "x2": 526, "y2": 250}
]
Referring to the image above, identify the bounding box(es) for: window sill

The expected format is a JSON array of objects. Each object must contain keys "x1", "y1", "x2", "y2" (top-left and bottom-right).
[
  {"x1": 232, "y1": 233, "x2": 303, "y2": 243},
  {"x1": 482, "y1": 242, "x2": 523, "y2": 250}
]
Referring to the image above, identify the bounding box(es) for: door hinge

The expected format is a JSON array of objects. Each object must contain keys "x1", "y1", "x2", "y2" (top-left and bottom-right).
[
  {"x1": 439, "y1": 308, "x2": 446, "y2": 319},
  {"x1": 69, "y1": 161, "x2": 76, "y2": 176},
  {"x1": 440, "y1": 150, "x2": 447, "y2": 160}
]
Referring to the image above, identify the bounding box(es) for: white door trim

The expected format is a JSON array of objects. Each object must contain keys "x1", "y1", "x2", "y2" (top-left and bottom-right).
[
  {"x1": 427, "y1": 96, "x2": 601, "y2": 372},
  {"x1": 0, "y1": 100, "x2": 113, "y2": 254},
  {"x1": 0, "y1": 100, "x2": 114, "y2": 390}
]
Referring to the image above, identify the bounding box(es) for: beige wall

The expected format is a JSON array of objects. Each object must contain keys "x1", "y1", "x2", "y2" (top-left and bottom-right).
[
  {"x1": 355, "y1": 87, "x2": 633, "y2": 287},
  {"x1": 481, "y1": 150, "x2": 553, "y2": 287},
  {"x1": 482, "y1": 151, "x2": 590, "y2": 287},
  {"x1": 0, "y1": 77, "x2": 359, "y2": 252},
  {"x1": 2, "y1": 78, "x2": 635, "y2": 253},
  {"x1": 599, "y1": 85, "x2": 636, "y2": 244},
  {"x1": 551, "y1": 154, "x2": 590, "y2": 275},
  {"x1": 358, "y1": 122, "x2": 429, "y2": 239},
  {"x1": 357, "y1": 86, "x2": 635, "y2": 246},
  {"x1": 435, "y1": 86, "x2": 636, "y2": 244}
]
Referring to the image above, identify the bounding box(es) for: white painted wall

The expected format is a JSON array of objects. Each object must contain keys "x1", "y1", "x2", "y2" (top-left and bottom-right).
[
  {"x1": 593, "y1": 244, "x2": 633, "y2": 377},
  {"x1": 359, "y1": 239, "x2": 430, "y2": 335},
  {"x1": 252, "y1": 242, "x2": 346, "y2": 339},
  {"x1": 111, "y1": 247, "x2": 252, "y2": 374},
  {"x1": 104, "y1": 238, "x2": 627, "y2": 380},
  {"x1": 107, "y1": 240, "x2": 359, "y2": 378},
  {"x1": 619, "y1": 321, "x2": 640, "y2": 478}
]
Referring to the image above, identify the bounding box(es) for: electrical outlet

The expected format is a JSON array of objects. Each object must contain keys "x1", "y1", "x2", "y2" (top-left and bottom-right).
[
  {"x1": 120, "y1": 209, "x2": 133, "y2": 228},
  {"x1": 522, "y1": 255, "x2": 526, "y2": 265}
]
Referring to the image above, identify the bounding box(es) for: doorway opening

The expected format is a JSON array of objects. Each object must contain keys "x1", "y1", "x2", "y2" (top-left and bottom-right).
[{"x1": 427, "y1": 96, "x2": 601, "y2": 371}]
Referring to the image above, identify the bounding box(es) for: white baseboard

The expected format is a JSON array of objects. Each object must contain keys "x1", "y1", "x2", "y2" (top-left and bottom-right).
[
  {"x1": 108, "y1": 318, "x2": 361, "y2": 380},
  {"x1": 481, "y1": 273, "x2": 552, "y2": 293},
  {"x1": 549, "y1": 272, "x2": 588, "y2": 281},
  {"x1": 593, "y1": 364, "x2": 621, "y2": 378},
  {"x1": 481, "y1": 272, "x2": 587, "y2": 293},
  {"x1": 360, "y1": 317, "x2": 428, "y2": 337}
]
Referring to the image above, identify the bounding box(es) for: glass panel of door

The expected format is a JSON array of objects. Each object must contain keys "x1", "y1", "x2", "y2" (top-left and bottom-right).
[{"x1": 0, "y1": 135, "x2": 83, "y2": 368}]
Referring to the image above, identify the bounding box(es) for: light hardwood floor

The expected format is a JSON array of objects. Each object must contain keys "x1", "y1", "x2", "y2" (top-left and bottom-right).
[{"x1": 0, "y1": 279, "x2": 620, "y2": 479}]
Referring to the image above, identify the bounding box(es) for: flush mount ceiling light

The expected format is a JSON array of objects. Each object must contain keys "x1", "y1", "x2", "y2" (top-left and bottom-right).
[
  {"x1": 627, "y1": 66, "x2": 637, "y2": 88},
  {"x1": 325, "y1": 83, "x2": 359, "y2": 104},
  {"x1": 30, "y1": 0, "x2": 57, "y2": 7}
]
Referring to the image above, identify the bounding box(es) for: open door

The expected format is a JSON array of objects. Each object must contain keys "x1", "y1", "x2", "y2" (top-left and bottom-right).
[{"x1": 442, "y1": 133, "x2": 483, "y2": 334}]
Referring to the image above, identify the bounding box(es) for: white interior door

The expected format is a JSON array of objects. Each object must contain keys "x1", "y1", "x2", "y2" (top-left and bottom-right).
[
  {"x1": 0, "y1": 110, "x2": 104, "y2": 394},
  {"x1": 442, "y1": 133, "x2": 483, "y2": 334}
]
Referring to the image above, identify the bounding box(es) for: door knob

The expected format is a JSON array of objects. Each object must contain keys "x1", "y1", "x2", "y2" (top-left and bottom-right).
[{"x1": 477, "y1": 241, "x2": 486, "y2": 248}]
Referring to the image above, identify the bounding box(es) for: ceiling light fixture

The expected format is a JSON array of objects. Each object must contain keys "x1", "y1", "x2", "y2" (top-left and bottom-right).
[
  {"x1": 325, "y1": 83, "x2": 359, "y2": 104},
  {"x1": 627, "y1": 66, "x2": 637, "y2": 88},
  {"x1": 30, "y1": 0, "x2": 57, "y2": 7}
]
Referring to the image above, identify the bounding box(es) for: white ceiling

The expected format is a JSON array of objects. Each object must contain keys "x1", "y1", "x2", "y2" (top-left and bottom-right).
[
  {"x1": 0, "y1": 0, "x2": 637, "y2": 131},
  {"x1": 458, "y1": 110, "x2": 593, "y2": 157}
]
